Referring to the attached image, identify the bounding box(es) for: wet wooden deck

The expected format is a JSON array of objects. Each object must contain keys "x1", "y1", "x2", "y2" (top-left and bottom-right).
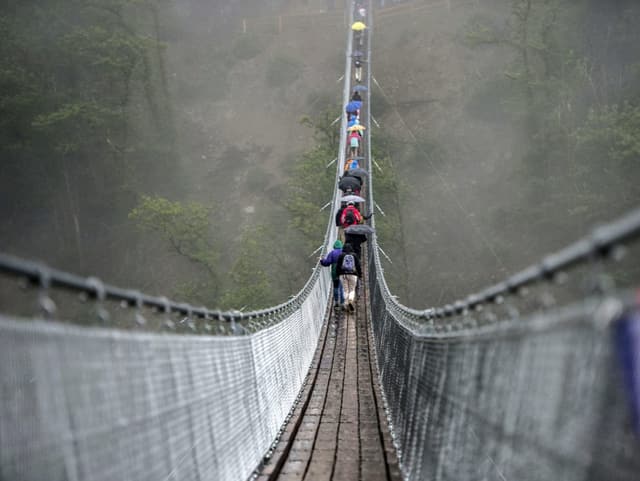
[{"x1": 256, "y1": 259, "x2": 401, "y2": 481}]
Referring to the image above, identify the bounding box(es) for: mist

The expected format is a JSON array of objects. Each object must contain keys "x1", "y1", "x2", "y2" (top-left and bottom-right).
[
  {"x1": 371, "y1": 0, "x2": 640, "y2": 307},
  {"x1": 1, "y1": 0, "x2": 638, "y2": 312},
  {"x1": 0, "y1": 0, "x2": 347, "y2": 308}
]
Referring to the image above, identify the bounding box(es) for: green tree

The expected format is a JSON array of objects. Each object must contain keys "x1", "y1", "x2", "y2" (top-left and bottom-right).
[
  {"x1": 370, "y1": 136, "x2": 409, "y2": 299},
  {"x1": 286, "y1": 146, "x2": 335, "y2": 249},
  {"x1": 300, "y1": 106, "x2": 342, "y2": 152},
  {"x1": 129, "y1": 195, "x2": 218, "y2": 272},
  {"x1": 129, "y1": 195, "x2": 219, "y2": 304},
  {"x1": 219, "y1": 225, "x2": 278, "y2": 310},
  {"x1": 466, "y1": 0, "x2": 562, "y2": 131},
  {"x1": 288, "y1": 106, "x2": 341, "y2": 249},
  {"x1": 0, "y1": 0, "x2": 177, "y2": 274}
]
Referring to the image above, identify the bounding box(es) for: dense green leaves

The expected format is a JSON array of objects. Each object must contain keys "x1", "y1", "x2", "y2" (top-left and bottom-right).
[
  {"x1": 286, "y1": 145, "x2": 335, "y2": 248},
  {"x1": 0, "y1": 0, "x2": 178, "y2": 281},
  {"x1": 370, "y1": 136, "x2": 408, "y2": 298},
  {"x1": 129, "y1": 195, "x2": 220, "y2": 304},
  {"x1": 129, "y1": 195, "x2": 217, "y2": 271},
  {"x1": 219, "y1": 225, "x2": 278, "y2": 310}
]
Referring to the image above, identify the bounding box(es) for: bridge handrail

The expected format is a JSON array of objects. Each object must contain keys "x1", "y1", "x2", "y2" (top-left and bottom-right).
[{"x1": 0, "y1": 251, "x2": 320, "y2": 323}]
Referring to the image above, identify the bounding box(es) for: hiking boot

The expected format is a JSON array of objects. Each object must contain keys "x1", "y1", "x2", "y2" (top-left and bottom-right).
[{"x1": 348, "y1": 303, "x2": 355, "y2": 313}]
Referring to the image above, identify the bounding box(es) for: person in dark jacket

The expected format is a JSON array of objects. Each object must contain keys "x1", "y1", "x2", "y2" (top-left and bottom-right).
[
  {"x1": 339, "y1": 201, "x2": 363, "y2": 229},
  {"x1": 351, "y1": 91, "x2": 362, "y2": 102},
  {"x1": 319, "y1": 239, "x2": 345, "y2": 310},
  {"x1": 344, "y1": 231, "x2": 367, "y2": 258},
  {"x1": 336, "y1": 243, "x2": 362, "y2": 312},
  {"x1": 338, "y1": 175, "x2": 361, "y2": 195},
  {"x1": 345, "y1": 168, "x2": 366, "y2": 185},
  {"x1": 354, "y1": 58, "x2": 363, "y2": 82}
]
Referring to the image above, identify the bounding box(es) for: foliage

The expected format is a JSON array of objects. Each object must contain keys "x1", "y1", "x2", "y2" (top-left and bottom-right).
[
  {"x1": 0, "y1": 0, "x2": 178, "y2": 278},
  {"x1": 219, "y1": 106, "x2": 340, "y2": 309},
  {"x1": 575, "y1": 102, "x2": 640, "y2": 161},
  {"x1": 465, "y1": 0, "x2": 565, "y2": 126},
  {"x1": 220, "y1": 225, "x2": 277, "y2": 310},
  {"x1": 286, "y1": 146, "x2": 335, "y2": 248},
  {"x1": 370, "y1": 137, "x2": 409, "y2": 297},
  {"x1": 286, "y1": 103, "x2": 340, "y2": 253},
  {"x1": 0, "y1": 0, "x2": 342, "y2": 314},
  {"x1": 32, "y1": 102, "x2": 121, "y2": 154},
  {"x1": 129, "y1": 195, "x2": 218, "y2": 276},
  {"x1": 463, "y1": 0, "x2": 640, "y2": 154},
  {"x1": 299, "y1": 106, "x2": 341, "y2": 151}
]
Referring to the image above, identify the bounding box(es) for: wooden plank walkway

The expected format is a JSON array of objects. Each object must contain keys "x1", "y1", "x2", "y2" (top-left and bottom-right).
[{"x1": 256, "y1": 257, "x2": 401, "y2": 481}]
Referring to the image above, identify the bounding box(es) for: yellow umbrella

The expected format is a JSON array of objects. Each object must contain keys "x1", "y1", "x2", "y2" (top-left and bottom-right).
[
  {"x1": 348, "y1": 125, "x2": 366, "y2": 132},
  {"x1": 351, "y1": 22, "x2": 367, "y2": 31}
]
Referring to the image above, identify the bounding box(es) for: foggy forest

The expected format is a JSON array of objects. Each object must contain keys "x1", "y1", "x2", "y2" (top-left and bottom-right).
[{"x1": 2, "y1": 0, "x2": 639, "y2": 313}]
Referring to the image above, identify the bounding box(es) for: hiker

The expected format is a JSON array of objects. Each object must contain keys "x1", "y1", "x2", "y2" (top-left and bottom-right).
[
  {"x1": 345, "y1": 168, "x2": 366, "y2": 185},
  {"x1": 351, "y1": 91, "x2": 362, "y2": 102},
  {"x1": 354, "y1": 58, "x2": 363, "y2": 82},
  {"x1": 346, "y1": 100, "x2": 360, "y2": 119},
  {"x1": 339, "y1": 175, "x2": 362, "y2": 195},
  {"x1": 336, "y1": 243, "x2": 362, "y2": 313},
  {"x1": 319, "y1": 239, "x2": 345, "y2": 310},
  {"x1": 349, "y1": 132, "x2": 359, "y2": 157},
  {"x1": 344, "y1": 157, "x2": 359, "y2": 172},
  {"x1": 340, "y1": 201, "x2": 363, "y2": 229},
  {"x1": 349, "y1": 128, "x2": 363, "y2": 141},
  {"x1": 344, "y1": 231, "x2": 367, "y2": 258}
]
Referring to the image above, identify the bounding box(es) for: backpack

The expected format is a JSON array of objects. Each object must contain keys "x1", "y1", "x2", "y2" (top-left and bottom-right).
[
  {"x1": 341, "y1": 254, "x2": 356, "y2": 273},
  {"x1": 341, "y1": 207, "x2": 356, "y2": 227}
]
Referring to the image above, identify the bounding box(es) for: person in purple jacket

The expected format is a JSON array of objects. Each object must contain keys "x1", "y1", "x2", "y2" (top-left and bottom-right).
[
  {"x1": 335, "y1": 243, "x2": 362, "y2": 313},
  {"x1": 319, "y1": 239, "x2": 345, "y2": 311}
]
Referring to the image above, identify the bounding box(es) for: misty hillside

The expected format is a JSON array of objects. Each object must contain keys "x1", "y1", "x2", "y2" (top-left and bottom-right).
[
  {"x1": 371, "y1": 0, "x2": 640, "y2": 306},
  {"x1": 1, "y1": 0, "x2": 639, "y2": 312},
  {"x1": 0, "y1": 0, "x2": 346, "y2": 308}
]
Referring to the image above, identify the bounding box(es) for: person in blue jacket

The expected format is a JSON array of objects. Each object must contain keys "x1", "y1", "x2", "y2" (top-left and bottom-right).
[{"x1": 319, "y1": 239, "x2": 345, "y2": 311}]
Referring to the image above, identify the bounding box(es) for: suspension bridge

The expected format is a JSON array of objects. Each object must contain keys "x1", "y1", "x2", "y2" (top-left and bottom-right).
[{"x1": 1, "y1": 2, "x2": 640, "y2": 480}]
